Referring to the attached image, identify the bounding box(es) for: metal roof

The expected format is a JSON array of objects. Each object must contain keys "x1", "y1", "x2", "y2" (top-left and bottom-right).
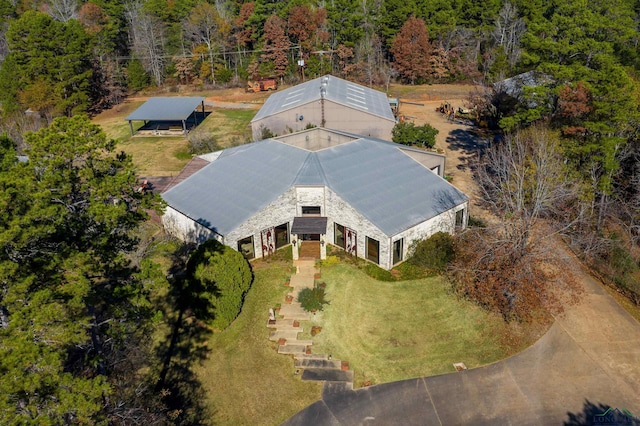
[
  {"x1": 162, "y1": 132, "x2": 468, "y2": 237},
  {"x1": 291, "y1": 217, "x2": 328, "y2": 234},
  {"x1": 126, "y1": 97, "x2": 205, "y2": 121},
  {"x1": 251, "y1": 75, "x2": 396, "y2": 122}
]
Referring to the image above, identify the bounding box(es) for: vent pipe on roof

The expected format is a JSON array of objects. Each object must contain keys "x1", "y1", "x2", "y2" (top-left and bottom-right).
[{"x1": 320, "y1": 87, "x2": 326, "y2": 127}]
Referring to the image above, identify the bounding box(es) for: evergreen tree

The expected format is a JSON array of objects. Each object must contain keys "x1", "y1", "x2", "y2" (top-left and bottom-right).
[{"x1": 0, "y1": 116, "x2": 165, "y2": 423}]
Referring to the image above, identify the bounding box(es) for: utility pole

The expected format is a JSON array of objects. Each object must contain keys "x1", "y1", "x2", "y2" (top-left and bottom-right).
[{"x1": 298, "y1": 44, "x2": 305, "y2": 81}]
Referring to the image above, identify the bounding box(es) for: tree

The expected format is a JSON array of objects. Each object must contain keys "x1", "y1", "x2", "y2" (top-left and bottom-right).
[
  {"x1": 475, "y1": 125, "x2": 574, "y2": 255},
  {"x1": 183, "y1": 2, "x2": 223, "y2": 85},
  {"x1": 125, "y1": 0, "x2": 166, "y2": 86},
  {"x1": 392, "y1": 121, "x2": 438, "y2": 148},
  {"x1": 261, "y1": 14, "x2": 289, "y2": 79},
  {"x1": 0, "y1": 11, "x2": 93, "y2": 117},
  {"x1": 186, "y1": 239, "x2": 252, "y2": 330},
  {"x1": 390, "y1": 16, "x2": 431, "y2": 83},
  {"x1": 0, "y1": 116, "x2": 165, "y2": 423}
]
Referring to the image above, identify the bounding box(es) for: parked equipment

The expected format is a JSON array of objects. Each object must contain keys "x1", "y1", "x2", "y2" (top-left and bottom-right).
[{"x1": 246, "y1": 77, "x2": 278, "y2": 93}]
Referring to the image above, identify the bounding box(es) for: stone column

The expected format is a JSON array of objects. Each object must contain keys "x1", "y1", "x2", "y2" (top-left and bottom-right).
[
  {"x1": 320, "y1": 234, "x2": 327, "y2": 260},
  {"x1": 292, "y1": 236, "x2": 299, "y2": 260}
]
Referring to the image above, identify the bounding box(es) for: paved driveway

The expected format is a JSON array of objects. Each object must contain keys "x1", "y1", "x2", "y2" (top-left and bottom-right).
[{"x1": 284, "y1": 264, "x2": 640, "y2": 425}]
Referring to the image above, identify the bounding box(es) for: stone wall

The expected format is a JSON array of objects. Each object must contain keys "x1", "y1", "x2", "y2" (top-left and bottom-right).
[
  {"x1": 162, "y1": 206, "x2": 223, "y2": 244},
  {"x1": 164, "y1": 186, "x2": 468, "y2": 270}
]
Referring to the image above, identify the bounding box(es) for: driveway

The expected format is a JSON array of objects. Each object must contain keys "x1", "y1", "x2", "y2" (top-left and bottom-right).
[
  {"x1": 284, "y1": 95, "x2": 640, "y2": 425},
  {"x1": 284, "y1": 261, "x2": 640, "y2": 425}
]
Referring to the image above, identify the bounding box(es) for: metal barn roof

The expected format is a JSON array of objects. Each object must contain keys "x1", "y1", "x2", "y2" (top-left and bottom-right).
[
  {"x1": 162, "y1": 131, "x2": 468, "y2": 237},
  {"x1": 126, "y1": 97, "x2": 205, "y2": 121},
  {"x1": 251, "y1": 75, "x2": 396, "y2": 122}
]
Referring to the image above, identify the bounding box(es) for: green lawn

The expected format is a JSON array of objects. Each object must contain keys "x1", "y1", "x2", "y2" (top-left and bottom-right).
[
  {"x1": 195, "y1": 263, "x2": 322, "y2": 425},
  {"x1": 306, "y1": 264, "x2": 522, "y2": 387}
]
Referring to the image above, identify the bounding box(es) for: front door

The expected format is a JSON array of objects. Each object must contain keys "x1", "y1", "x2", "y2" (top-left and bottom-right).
[{"x1": 301, "y1": 233, "x2": 320, "y2": 241}]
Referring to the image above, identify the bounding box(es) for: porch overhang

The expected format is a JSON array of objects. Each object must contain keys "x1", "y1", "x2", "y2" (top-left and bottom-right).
[{"x1": 291, "y1": 217, "x2": 328, "y2": 234}]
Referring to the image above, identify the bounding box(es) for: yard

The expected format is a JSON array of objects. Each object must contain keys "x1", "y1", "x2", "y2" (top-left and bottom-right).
[
  {"x1": 91, "y1": 91, "x2": 259, "y2": 177},
  {"x1": 187, "y1": 254, "x2": 546, "y2": 425},
  {"x1": 193, "y1": 258, "x2": 322, "y2": 426},
  {"x1": 302, "y1": 263, "x2": 544, "y2": 387}
]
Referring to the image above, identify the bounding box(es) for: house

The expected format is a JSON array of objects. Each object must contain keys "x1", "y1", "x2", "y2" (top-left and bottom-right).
[
  {"x1": 250, "y1": 75, "x2": 397, "y2": 141},
  {"x1": 162, "y1": 127, "x2": 468, "y2": 270}
]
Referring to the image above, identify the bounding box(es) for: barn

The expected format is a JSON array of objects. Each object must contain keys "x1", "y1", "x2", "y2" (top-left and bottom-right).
[
  {"x1": 250, "y1": 75, "x2": 397, "y2": 141},
  {"x1": 162, "y1": 127, "x2": 467, "y2": 270}
]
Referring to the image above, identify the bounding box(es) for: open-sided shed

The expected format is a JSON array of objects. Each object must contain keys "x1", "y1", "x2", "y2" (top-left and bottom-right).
[{"x1": 126, "y1": 97, "x2": 206, "y2": 135}]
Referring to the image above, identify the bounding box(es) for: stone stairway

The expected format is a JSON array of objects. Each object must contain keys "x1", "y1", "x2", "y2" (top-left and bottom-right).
[{"x1": 267, "y1": 260, "x2": 353, "y2": 386}]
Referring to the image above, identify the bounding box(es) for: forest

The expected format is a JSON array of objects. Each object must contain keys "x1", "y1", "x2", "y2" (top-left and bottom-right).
[{"x1": 0, "y1": 0, "x2": 639, "y2": 424}]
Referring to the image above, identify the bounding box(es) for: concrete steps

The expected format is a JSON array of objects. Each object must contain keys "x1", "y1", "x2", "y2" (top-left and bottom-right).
[
  {"x1": 301, "y1": 368, "x2": 354, "y2": 383},
  {"x1": 269, "y1": 330, "x2": 302, "y2": 341},
  {"x1": 278, "y1": 344, "x2": 307, "y2": 355},
  {"x1": 270, "y1": 260, "x2": 353, "y2": 385},
  {"x1": 295, "y1": 358, "x2": 342, "y2": 369}
]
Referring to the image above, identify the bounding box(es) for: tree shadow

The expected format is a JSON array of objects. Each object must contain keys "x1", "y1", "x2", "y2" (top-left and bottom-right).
[
  {"x1": 445, "y1": 128, "x2": 487, "y2": 172},
  {"x1": 153, "y1": 241, "x2": 217, "y2": 425},
  {"x1": 564, "y1": 400, "x2": 640, "y2": 426}
]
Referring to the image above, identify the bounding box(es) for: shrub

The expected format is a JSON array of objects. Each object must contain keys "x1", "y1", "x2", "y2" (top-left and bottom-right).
[
  {"x1": 187, "y1": 128, "x2": 222, "y2": 154},
  {"x1": 392, "y1": 121, "x2": 438, "y2": 148},
  {"x1": 407, "y1": 232, "x2": 455, "y2": 273},
  {"x1": 186, "y1": 239, "x2": 253, "y2": 329},
  {"x1": 298, "y1": 286, "x2": 329, "y2": 312},
  {"x1": 363, "y1": 262, "x2": 395, "y2": 281},
  {"x1": 320, "y1": 255, "x2": 340, "y2": 267}
]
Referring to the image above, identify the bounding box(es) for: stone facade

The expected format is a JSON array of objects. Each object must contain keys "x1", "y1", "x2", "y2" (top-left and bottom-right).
[{"x1": 164, "y1": 187, "x2": 467, "y2": 270}]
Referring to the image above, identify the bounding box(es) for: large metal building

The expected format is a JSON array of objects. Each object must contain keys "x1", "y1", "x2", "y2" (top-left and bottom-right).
[
  {"x1": 250, "y1": 75, "x2": 397, "y2": 141},
  {"x1": 162, "y1": 128, "x2": 467, "y2": 270}
]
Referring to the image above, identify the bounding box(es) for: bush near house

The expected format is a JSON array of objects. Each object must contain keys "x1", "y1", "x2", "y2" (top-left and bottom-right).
[
  {"x1": 392, "y1": 121, "x2": 438, "y2": 148},
  {"x1": 186, "y1": 239, "x2": 253, "y2": 329},
  {"x1": 407, "y1": 231, "x2": 456, "y2": 273}
]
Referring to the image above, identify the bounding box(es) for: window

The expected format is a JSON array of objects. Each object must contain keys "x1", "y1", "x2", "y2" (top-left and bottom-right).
[
  {"x1": 366, "y1": 237, "x2": 380, "y2": 264},
  {"x1": 335, "y1": 223, "x2": 345, "y2": 248},
  {"x1": 237, "y1": 236, "x2": 255, "y2": 259},
  {"x1": 455, "y1": 208, "x2": 465, "y2": 229},
  {"x1": 301, "y1": 206, "x2": 321, "y2": 216},
  {"x1": 393, "y1": 239, "x2": 403, "y2": 264},
  {"x1": 275, "y1": 223, "x2": 289, "y2": 249}
]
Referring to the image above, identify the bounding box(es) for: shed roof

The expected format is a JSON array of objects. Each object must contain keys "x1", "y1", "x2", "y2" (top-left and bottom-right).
[
  {"x1": 162, "y1": 130, "x2": 467, "y2": 237},
  {"x1": 251, "y1": 75, "x2": 395, "y2": 122},
  {"x1": 126, "y1": 97, "x2": 205, "y2": 121}
]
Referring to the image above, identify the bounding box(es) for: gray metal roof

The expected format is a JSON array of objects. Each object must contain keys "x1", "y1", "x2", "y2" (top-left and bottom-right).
[
  {"x1": 252, "y1": 75, "x2": 396, "y2": 122},
  {"x1": 126, "y1": 97, "x2": 205, "y2": 121},
  {"x1": 162, "y1": 133, "x2": 468, "y2": 237}
]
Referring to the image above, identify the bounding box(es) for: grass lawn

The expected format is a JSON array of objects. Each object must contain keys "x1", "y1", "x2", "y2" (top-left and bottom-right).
[
  {"x1": 196, "y1": 108, "x2": 256, "y2": 148},
  {"x1": 117, "y1": 136, "x2": 191, "y2": 176},
  {"x1": 306, "y1": 263, "x2": 535, "y2": 387},
  {"x1": 194, "y1": 263, "x2": 322, "y2": 425}
]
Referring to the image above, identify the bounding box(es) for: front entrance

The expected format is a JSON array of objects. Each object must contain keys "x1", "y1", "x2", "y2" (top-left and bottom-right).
[
  {"x1": 299, "y1": 240, "x2": 321, "y2": 259},
  {"x1": 301, "y1": 233, "x2": 320, "y2": 241},
  {"x1": 291, "y1": 217, "x2": 327, "y2": 261}
]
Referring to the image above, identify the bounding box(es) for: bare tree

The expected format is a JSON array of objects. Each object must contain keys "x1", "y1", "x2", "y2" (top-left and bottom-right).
[
  {"x1": 183, "y1": 3, "x2": 221, "y2": 85},
  {"x1": 491, "y1": 2, "x2": 526, "y2": 68},
  {"x1": 476, "y1": 125, "x2": 577, "y2": 255},
  {"x1": 44, "y1": 0, "x2": 78, "y2": 22},
  {"x1": 125, "y1": 1, "x2": 166, "y2": 86}
]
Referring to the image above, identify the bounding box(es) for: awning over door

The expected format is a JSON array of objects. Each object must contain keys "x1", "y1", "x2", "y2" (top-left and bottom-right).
[{"x1": 291, "y1": 217, "x2": 328, "y2": 234}]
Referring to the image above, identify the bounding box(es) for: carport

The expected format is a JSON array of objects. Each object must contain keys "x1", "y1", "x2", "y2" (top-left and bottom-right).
[{"x1": 126, "y1": 97, "x2": 206, "y2": 136}]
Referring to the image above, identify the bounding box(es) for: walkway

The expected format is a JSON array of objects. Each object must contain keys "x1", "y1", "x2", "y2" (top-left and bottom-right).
[
  {"x1": 284, "y1": 260, "x2": 640, "y2": 425},
  {"x1": 268, "y1": 260, "x2": 354, "y2": 385}
]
